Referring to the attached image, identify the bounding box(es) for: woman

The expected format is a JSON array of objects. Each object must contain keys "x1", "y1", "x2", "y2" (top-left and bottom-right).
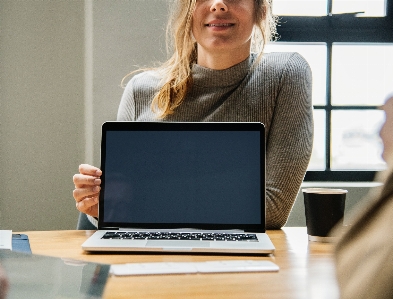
[{"x1": 73, "y1": 0, "x2": 313, "y2": 229}]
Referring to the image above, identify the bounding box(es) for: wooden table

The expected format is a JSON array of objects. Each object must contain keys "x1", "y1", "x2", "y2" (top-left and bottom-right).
[{"x1": 22, "y1": 227, "x2": 339, "y2": 299}]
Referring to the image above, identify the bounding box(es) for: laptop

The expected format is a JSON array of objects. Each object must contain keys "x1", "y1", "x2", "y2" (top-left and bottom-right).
[{"x1": 82, "y1": 121, "x2": 275, "y2": 255}]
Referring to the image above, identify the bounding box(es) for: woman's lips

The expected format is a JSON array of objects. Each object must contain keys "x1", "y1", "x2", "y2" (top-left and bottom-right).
[{"x1": 206, "y1": 23, "x2": 234, "y2": 27}]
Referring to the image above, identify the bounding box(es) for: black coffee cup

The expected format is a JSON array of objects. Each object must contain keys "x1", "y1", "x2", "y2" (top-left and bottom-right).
[{"x1": 303, "y1": 188, "x2": 347, "y2": 242}]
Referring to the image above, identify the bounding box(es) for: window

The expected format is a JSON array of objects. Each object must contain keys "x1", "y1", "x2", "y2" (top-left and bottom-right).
[{"x1": 267, "y1": 0, "x2": 393, "y2": 181}]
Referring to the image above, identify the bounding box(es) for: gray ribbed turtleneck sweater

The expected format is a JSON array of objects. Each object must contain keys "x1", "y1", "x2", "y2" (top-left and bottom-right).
[{"x1": 117, "y1": 52, "x2": 313, "y2": 229}]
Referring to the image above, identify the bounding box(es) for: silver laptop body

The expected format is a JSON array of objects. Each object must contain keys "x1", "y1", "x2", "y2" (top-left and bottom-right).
[{"x1": 82, "y1": 122, "x2": 275, "y2": 255}]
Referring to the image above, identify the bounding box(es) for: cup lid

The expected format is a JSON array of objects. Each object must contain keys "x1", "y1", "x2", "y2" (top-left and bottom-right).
[{"x1": 302, "y1": 188, "x2": 348, "y2": 194}]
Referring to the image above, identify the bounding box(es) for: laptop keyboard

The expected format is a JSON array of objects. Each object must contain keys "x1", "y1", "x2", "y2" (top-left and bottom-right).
[{"x1": 101, "y1": 232, "x2": 259, "y2": 242}]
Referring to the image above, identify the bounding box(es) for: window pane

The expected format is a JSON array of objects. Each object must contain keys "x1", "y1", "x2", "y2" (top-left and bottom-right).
[
  {"x1": 332, "y1": 43, "x2": 393, "y2": 106},
  {"x1": 265, "y1": 42, "x2": 327, "y2": 105},
  {"x1": 308, "y1": 109, "x2": 326, "y2": 170},
  {"x1": 332, "y1": 0, "x2": 386, "y2": 17},
  {"x1": 331, "y1": 110, "x2": 385, "y2": 170},
  {"x1": 272, "y1": 0, "x2": 327, "y2": 16}
]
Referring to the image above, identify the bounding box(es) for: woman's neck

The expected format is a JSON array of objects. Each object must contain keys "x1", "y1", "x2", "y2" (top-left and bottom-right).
[{"x1": 196, "y1": 44, "x2": 251, "y2": 70}]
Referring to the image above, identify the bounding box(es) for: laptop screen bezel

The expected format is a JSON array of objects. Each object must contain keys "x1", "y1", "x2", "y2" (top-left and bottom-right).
[{"x1": 98, "y1": 121, "x2": 266, "y2": 233}]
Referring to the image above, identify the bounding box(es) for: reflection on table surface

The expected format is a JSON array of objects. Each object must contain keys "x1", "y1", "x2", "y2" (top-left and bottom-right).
[{"x1": 0, "y1": 250, "x2": 110, "y2": 299}]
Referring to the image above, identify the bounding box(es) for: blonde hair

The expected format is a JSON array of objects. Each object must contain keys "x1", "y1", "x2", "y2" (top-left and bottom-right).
[{"x1": 123, "y1": 0, "x2": 278, "y2": 119}]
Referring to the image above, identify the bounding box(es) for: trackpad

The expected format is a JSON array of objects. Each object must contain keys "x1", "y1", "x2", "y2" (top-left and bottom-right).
[{"x1": 146, "y1": 240, "x2": 209, "y2": 248}]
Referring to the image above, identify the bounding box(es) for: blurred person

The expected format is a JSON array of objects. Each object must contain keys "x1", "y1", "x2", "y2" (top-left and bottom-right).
[
  {"x1": 0, "y1": 264, "x2": 9, "y2": 299},
  {"x1": 73, "y1": 0, "x2": 313, "y2": 229},
  {"x1": 334, "y1": 93, "x2": 393, "y2": 299}
]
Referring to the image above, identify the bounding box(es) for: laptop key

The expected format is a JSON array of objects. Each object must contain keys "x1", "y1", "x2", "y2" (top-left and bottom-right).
[
  {"x1": 179, "y1": 233, "x2": 191, "y2": 240},
  {"x1": 169, "y1": 233, "x2": 182, "y2": 240},
  {"x1": 202, "y1": 233, "x2": 215, "y2": 241},
  {"x1": 148, "y1": 233, "x2": 162, "y2": 239},
  {"x1": 130, "y1": 232, "x2": 149, "y2": 239},
  {"x1": 190, "y1": 233, "x2": 202, "y2": 240},
  {"x1": 102, "y1": 232, "x2": 122, "y2": 239},
  {"x1": 241, "y1": 234, "x2": 258, "y2": 241}
]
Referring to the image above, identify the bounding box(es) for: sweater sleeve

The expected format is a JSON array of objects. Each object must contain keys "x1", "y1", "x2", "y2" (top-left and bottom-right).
[
  {"x1": 265, "y1": 53, "x2": 313, "y2": 229},
  {"x1": 117, "y1": 77, "x2": 136, "y2": 121},
  {"x1": 87, "y1": 215, "x2": 98, "y2": 228}
]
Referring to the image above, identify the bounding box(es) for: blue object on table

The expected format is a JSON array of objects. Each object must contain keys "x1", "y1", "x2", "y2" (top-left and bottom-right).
[{"x1": 12, "y1": 234, "x2": 32, "y2": 254}]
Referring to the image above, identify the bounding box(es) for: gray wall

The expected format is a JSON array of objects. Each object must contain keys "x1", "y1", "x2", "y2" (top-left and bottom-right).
[
  {"x1": 0, "y1": 0, "x2": 85, "y2": 231},
  {"x1": 0, "y1": 0, "x2": 168, "y2": 231},
  {"x1": 0, "y1": 0, "x2": 378, "y2": 231}
]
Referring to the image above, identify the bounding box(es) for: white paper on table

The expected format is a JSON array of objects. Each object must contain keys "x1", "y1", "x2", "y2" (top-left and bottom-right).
[
  {"x1": 110, "y1": 260, "x2": 279, "y2": 276},
  {"x1": 0, "y1": 230, "x2": 12, "y2": 250}
]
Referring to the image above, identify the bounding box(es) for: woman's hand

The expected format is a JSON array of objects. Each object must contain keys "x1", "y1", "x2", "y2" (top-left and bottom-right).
[{"x1": 73, "y1": 164, "x2": 102, "y2": 217}]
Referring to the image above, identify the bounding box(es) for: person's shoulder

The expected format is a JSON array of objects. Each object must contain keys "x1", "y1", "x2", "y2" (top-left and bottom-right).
[
  {"x1": 260, "y1": 51, "x2": 309, "y2": 68},
  {"x1": 124, "y1": 69, "x2": 162, "y2": 90}
]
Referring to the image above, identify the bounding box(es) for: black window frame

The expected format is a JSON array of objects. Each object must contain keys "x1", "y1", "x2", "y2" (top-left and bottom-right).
[{"x1": 276, "y1": 0, "x2": 393, "y2": 182}]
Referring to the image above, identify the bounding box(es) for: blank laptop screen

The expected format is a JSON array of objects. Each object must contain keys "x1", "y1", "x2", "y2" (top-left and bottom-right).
[{"x1": 99, "y1": 122, "x2": 265, "y2": 231}]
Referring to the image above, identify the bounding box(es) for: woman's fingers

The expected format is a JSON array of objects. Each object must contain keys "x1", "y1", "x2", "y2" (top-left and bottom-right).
[
  {"x1": 76, "y1": 197, "x2": 98, "y2": 217},
  {"x1": 73, "y1": 164, "x2": 101, "y2": 217},
  {"x1": 73, "y1": 173, "x2": 101, "y2": 189},
  {"x1": 73, "y1": 185, "x2": 101, "y2": 202},
  {"x1": 79, "y1": 164, "x2": 102, "y2": 177}
]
